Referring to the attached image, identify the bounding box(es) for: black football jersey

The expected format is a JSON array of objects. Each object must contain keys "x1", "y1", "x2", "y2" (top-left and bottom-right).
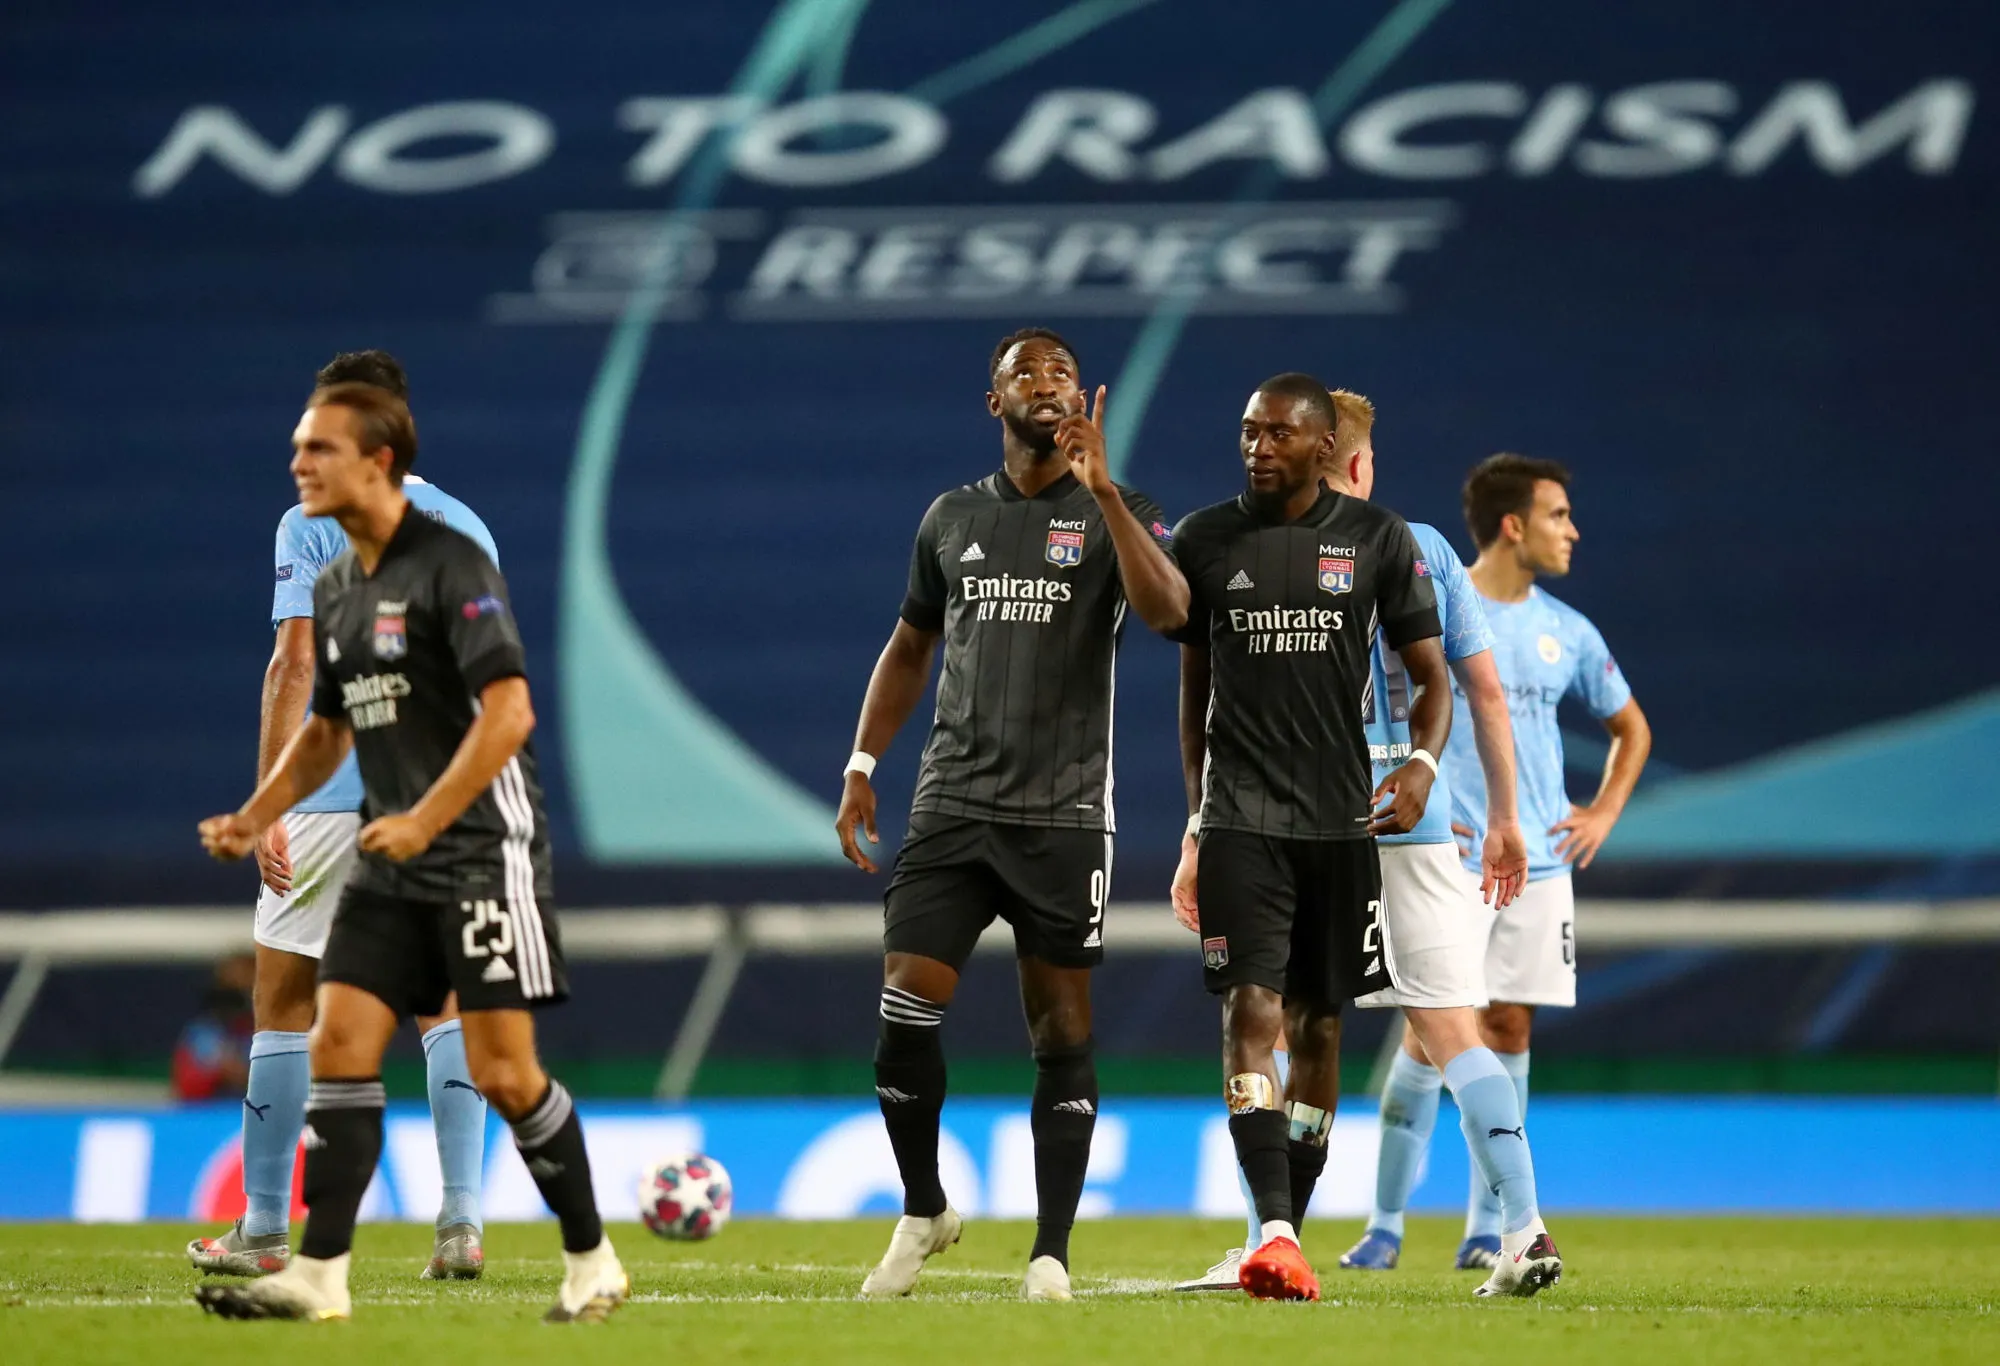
[
  {"x1": 309, "y1": 506, "x2": 550, "y2": 902},
  {"x1": 1171, "y1": 487, "x2": 1440, "y2": 840},
  {"x1": 900, "y1": 470, "x2": 1172, "y2": 831}
]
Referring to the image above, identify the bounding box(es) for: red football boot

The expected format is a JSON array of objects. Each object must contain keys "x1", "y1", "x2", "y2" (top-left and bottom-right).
[{"x1": 1239, "y1": 1237, "x2": 1321, "y2": 1301}]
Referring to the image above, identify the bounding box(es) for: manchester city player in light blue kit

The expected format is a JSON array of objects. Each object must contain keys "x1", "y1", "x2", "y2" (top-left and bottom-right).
[
  {"x1": 188, "y1": 352, "x2": 499, "y2": 1283},
  {"x1": 1177, "y1": 392, "x2": 1560, "y2": 1298},
  {"x1": 1343, "y1": 453, "x2": 1651, "y2": 1273}
]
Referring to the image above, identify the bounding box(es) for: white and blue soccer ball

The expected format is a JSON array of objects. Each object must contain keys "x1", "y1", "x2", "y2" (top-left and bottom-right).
[{"x1": 638, "y1": 1152, "x2": 733, "y2": 1241}]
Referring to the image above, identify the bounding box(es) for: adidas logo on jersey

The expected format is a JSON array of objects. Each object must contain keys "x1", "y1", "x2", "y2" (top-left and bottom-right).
[
  {"x1": 1052, "y1": 1098, "x2": 1096, "y2": 1116},
  {"x1": 300, "y1": 1124, "x2": 326, "y2": 1151},
  {"x1": 875, "y1": 1086, "x2": 918, "y2": 1103},
  {"x1": 327, "y1": 639, "x2": 341, "y2": 662},
  {"x1": 1365, "y1": 956, "x2": 1381, "y2": 977},
  {"x1": 1083, "y1": 928, "x2": 1102, "y2": 949},
  {"x1": 481, "y1": 956, "x2": 516, "y2": 983},
  {"x1": 1227, "y1": 570, "x2": 1255, "y2": 591},
  {"x1": 960, "y1": 542, "x2": 986, "y2": 562}
]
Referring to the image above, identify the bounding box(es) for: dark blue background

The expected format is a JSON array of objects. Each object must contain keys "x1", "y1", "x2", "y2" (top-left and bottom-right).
[{"x1": 3, "y1": 0, "x2": 1993, "y2": 903}]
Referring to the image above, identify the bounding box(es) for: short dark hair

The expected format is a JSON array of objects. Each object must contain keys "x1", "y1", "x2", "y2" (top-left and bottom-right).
[
  {"x1": 308, "y1": 381, "x2": 419, "y2": 483},
  {"x1": 1253, "y1": 372, "x2": 1336, "y2": 431},
  {"x1": 989, "y1": 327, "x2": 1077, "y2": 384},
  {"x1": 315, "y1": 349, "x2": 409, "y2": 400},
  {"x1": 1462, "y1": 453, "x2": 1572, "y2": 548}
]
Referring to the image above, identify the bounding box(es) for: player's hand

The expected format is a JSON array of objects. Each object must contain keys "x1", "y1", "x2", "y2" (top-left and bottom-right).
[
  {"x1": 1551, "y1": 800, "x2": 1620, "y2": 869},
  {"x1": 358, "y1": 813, "x2": 436, "y2": 863},
  {"x1": 1368, "y1": 760, "x2": 1436, "y2": 836},
  {"x1": 835, "y1": 772, "x2": 880, "y2": 873},
  {"x1": 199, "y1": 812, "x2": 261, "y2": 862},
  {"x1": 1056, "y1": 386, "x2": 1113, "y2": 497},
  {"x1": 1480, "y1": 820, "x2": 1528, "y2": 908},
  {"x1": 1451, "y1": 820, "x2": 1479, "y2": 861},
  {"x1": 255, "y1": 820, "x2": 294, "y2": 895},
  {"x1": 1170, "y1": 833, "x2": 1199, "y2": 932}
]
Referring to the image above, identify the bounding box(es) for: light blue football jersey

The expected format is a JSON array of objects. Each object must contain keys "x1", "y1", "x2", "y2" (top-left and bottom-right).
[
  {"x1": 271, "y1": 477, "x2": 499, "y2": 813},
  {"x1": 1367, "y1": 523, "x2": 1493, "y2": 846},
  {"x1": 1441, "y1": 585, "x2": 1631, "y2": 879}
]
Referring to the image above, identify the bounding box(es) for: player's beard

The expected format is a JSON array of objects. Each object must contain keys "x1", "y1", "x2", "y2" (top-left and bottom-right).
[
  {"x1": 1002, "y1": 406, "x2": 1062, "y2": 457},
  {"x1": 1244, "y1": 468, "x2": 1313, "y2": 518}
]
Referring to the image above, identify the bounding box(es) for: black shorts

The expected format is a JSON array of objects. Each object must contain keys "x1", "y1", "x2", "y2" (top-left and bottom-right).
[
  {"x1": 1196, "y1": 830, "x2": 1387, "y2": 1005},
  {"x1": 883, "y1": 813, "x2": 1111, "y2": 971},
  {"x1": 320, "y1": 878, "x2": 570, "y2": 1017}
]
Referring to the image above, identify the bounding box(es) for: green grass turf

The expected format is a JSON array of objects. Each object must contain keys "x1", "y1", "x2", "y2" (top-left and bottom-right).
[{"x1": 3, "y1": 1218, "x2": 1997, "y2": 1365}]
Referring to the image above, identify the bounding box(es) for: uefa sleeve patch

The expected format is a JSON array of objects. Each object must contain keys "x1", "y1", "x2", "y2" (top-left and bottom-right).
[
  {"x1": 462, "y1": 594, "x2": 507, "y2": 619},
  {"x1": 275, "y1": 564, "x2": 294, "y2": 581},
  {"x1": 1413, "y1": 559, "x2": 1430, "y2": 577}
]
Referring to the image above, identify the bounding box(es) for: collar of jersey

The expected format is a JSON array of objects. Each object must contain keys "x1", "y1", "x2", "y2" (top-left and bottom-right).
[
  {"x1": 1238, "y1": 484, "x2": 1342, "y2": 525},
  {"x1": 990, "y1": 468, "x2": 1079, "y2": 502},
  {"x1": 362, "y1": 501, "x2": 427, "y2": 579}
]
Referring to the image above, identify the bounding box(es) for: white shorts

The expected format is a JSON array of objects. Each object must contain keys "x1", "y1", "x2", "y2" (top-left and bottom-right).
[
  {"x1": 1478, "y1": 870, "x2": 1576, "y2": 1007},
  {"x1": 1355, "y1": 841, "x2": 1486, "y2": 1011},
  {"x1": 253, "y1": 810, "x2": 361, "y2": 959}
]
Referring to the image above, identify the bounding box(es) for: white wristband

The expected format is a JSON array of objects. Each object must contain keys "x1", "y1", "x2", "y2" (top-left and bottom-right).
[
  {"x1": 1185, "y1": 811, "x2": 1201, "y2": 837},
  {"x1": 844, "y1": 751, "x2": 877, "y2": 780},
  {"x1": 1408, "y1": 748, "x2": 1439, "y2": 776}
]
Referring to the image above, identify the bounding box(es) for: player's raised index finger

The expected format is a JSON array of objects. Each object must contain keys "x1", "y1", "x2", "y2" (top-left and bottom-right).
[{"x1": 1092, "y1": 385, "x2": 1107, "y2": 428}]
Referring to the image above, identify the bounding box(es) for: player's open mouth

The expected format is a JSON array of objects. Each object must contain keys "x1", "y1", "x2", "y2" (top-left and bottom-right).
[{"x1": 1029, "y1": 402, "x2": 1064, "y2": 420}]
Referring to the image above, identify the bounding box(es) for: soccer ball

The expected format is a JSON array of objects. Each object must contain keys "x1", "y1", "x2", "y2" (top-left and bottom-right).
[{"x1": 638, "y1": 1152, "x2": 733, "y2": 1240}]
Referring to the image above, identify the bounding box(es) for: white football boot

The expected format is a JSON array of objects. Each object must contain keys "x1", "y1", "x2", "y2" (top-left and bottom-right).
[
  {"x1": 859, "y1": 1205, "x2": 963, "y2": 1298},
  {"x1": 1172, "y1": 1247, "x2": 1247, "y2": 1292},
  {"x1": 544, "y1": 1237, "x2": 630, "y2": 1323},
  {"x1": 1474, "y1": 1220, "x2": 1563, "y2": 1298},
  {"x1": 193, "y1": 1253, "x2": 350, "y2": 1320},
  {"x1": 1022, "y1": 1255, "x2": 1072, "y2": 1301}
]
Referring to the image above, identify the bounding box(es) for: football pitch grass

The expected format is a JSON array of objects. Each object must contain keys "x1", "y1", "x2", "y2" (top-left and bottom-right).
[{"x1": 4, "y1": 1218, "x2": 1997, "y2": 1365}]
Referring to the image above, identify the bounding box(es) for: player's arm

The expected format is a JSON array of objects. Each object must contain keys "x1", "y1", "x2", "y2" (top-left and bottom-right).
[
  {"x1": 1055, "y1": 386, "x2": 1188, "y2": 632},
  {"x1": 835, "y1": 619, "x2": 942, "y2": 873},
  {"x1": 1368, "y1": 635, "x2": 1449, "y2": 834},
  {"x1": 1170, "y1": 642, "x2": 1211, "y2": 931},
  {"x1": 252, "y1": 618, "x2": 317, "y2": 892},
  {"x1": 359, "y1": 676, "x2": 536, "y2": 862},
  {"x1": 1553, "y1": 696, "x2": 1651, "y2": 868},
  {"x1": 200, "y1": 714, "x2": 353, "y2": 861},
  {"x1": 1449, "y1": 649, "x2": 1527, "y2": 905}
]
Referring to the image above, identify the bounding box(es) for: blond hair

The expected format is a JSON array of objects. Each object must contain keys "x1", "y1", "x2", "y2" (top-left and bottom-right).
[{"x1": 1329, "y1": 388, "x2": 1375, "y2": 458}]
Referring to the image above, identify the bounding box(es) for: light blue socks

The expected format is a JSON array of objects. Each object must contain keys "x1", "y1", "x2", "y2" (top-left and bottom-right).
[
  {"x1": 1368, "y1": 1048, "x2": 1445, "y2": 1237},
  {"x1": 422, "y1": 1019, "x2": 487, "y2": 1230},
  {"x1": 1448, "y1": 1048, "x2": 1537, "y2": 1237},
  {"x1": 241, "y1": 1030, "x2": 310, "y2": 1237}
]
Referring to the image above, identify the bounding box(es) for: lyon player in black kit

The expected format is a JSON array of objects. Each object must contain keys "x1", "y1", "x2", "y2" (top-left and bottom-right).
[
  {"x1": 197, "y1": 383, "x2": 627, "y2": 1324},
  {"x1": 835, "y1": 329, "x2": 1189, "y2": 1301},
  {"x1": 1171, "y1": 374, "x2": 1451, "y2": 1302}
]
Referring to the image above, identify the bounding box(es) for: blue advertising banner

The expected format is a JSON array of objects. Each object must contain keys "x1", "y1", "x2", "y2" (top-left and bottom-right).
[
  {"x1": 3, "y1": 0, "x2": 1996, "y2": 890},
  {"x1": 8, "y1": 1098, "x2": 1998, "y2": 1222}
]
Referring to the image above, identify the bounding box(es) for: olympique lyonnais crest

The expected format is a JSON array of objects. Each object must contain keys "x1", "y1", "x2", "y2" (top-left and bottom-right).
[
  {"x1": 373, "y1": 614, "x2": 407, "y2": 660},
  {"x1": 1046, "y1": 529, "x2": 1085, "y2": 568},
  {"x1": 1318, "y1": 557, "x2": 1353, "y2": 595},
  {"x1": 1202, "y1": 936, "x2": 1229, "y2": 970}
]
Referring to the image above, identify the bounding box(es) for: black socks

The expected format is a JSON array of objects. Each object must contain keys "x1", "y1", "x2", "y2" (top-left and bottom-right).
[
  {"x1": 1028, "y1": 1038, "x2": 1098, "y2": 1267},
  {"x1": 509, "y1": 1079, "x2": 604, "y2": 1253},
  {"x1": 875, "y1": 988, "x2": 949, "y2": 1218},
  {"x1": 298, "y1": 1077, "x2": 385, "y2": 1260}
]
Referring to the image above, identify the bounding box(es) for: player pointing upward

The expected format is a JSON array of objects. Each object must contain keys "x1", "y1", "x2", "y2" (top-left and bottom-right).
[{"x1": 836, "y1": 328, "x2": 1187, "y2": 1302}]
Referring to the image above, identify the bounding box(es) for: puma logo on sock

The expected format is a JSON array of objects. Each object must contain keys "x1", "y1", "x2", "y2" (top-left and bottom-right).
[
  {"x1": 244, "y1": 1101, "x2": 271, "y2": 1122},
  {"x1": 442, "y1": 1079, "x2": 482, "y2": 1095},
  {"x1": 1488, "y1": 1126, "x2": 1525, "y2": 1140}
]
